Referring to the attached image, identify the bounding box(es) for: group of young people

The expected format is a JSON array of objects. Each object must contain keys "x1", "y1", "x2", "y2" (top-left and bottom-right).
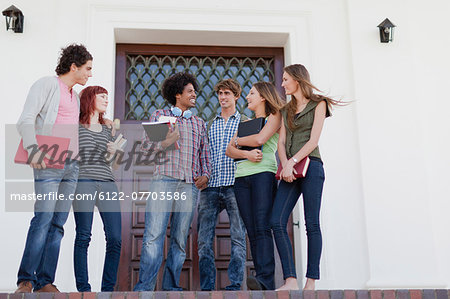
[{"x1": 14, "y1": 43, "x2": 338, "y2": 293}]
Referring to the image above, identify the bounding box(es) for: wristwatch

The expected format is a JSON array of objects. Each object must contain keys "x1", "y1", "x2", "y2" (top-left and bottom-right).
[{"x1": 292, "y1": 157, "x2": 299, "y2": 164}]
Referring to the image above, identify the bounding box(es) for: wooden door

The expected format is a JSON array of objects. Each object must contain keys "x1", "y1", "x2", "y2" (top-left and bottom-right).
[{"x1": 114, "y1": 44, "x2": 294, "y2": 291}]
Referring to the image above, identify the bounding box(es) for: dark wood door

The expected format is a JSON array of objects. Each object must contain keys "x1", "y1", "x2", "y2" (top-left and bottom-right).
[
  {"x1": 113, "y1": 126, "x2": 250, "y2": 291},
  {"x1": 114, "y1": 44, "x2": 294, "y2": 291}
]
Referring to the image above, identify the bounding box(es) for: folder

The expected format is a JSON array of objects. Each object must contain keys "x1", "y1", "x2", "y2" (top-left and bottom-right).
[
  {"x1": 14, "y1": 135, "x2": 71, "y2": 169},
  {"x1": 234, "y1": 117, "x2": 266, "y2": 162},
  {"x1": 142, "y1": 120, "x2": 179, "y2": 150}
]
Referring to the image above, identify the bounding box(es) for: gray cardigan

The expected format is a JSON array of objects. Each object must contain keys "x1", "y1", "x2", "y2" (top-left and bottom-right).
[{"x1": 16, "y1": 76, "x2": 80, "y2": 153}]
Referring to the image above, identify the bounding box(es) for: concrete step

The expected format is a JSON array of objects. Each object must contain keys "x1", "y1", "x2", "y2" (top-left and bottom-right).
[{"x1": 1, "y1": 290, "x2": 449, "y2": 299}]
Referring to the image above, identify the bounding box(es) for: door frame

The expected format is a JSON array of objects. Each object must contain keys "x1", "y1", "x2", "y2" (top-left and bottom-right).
[{"x1": 114, "y1": 43, "x2": 294, "y2": 291}]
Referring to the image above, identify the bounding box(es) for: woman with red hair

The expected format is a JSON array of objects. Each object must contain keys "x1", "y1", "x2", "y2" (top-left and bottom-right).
[{"x1": 72, "y1": 86, "x2": 122, "y2": 292}]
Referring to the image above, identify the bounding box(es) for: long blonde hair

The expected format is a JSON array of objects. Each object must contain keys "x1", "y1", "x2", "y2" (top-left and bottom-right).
[
  {"x1": 284, "y1": 64, "x2": 342, "y2": 130},
  {"x1": 253, "y1": 82, "x2": 285, "y2": 116}
]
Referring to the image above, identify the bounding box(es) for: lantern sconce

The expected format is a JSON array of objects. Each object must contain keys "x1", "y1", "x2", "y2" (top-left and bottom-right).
[
  {"x1": 2, "y1": 5, "x2": 24, "y2": 33},
  {"x1": 377, "y1": 18, "x2": 395, "y2": 43}
]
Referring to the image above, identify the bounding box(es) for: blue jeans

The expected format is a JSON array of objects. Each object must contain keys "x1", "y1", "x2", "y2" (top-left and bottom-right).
[
  {"x1": 197, "y1": 186, "x2": 246, "y2": 291},
  {"x1": 17, "y1": 160, "x2": 79, "y2": 290},
  {"x1": 234, "y1": 172, "x2": 277, "y2": 290},
  {"x1": 270, "y1": 158, "x2": 325, "y2": 280},
  {"x1": 72, "y1": 179, "x2": 122, "y2": 292},
  {"x1": 133, "y1": 175, "x2": 199, "y2": 291}
]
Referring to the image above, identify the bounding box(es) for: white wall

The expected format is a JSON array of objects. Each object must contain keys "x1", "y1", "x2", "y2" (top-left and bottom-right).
[
  {"x1": 0, "y1": 0, "x2": 448, "y2": 292},
  {"x1": 0, "y1": 0, "x2": 98, "y2": 293},
  {"x1": 346, "y1": 0, "x2": 450, "y2": 288}
]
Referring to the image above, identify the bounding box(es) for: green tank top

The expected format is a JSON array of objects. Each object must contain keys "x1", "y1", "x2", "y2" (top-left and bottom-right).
[
  {"x1": 281, "y1": 100, "x2": 331, "y2": 160},
  {"x1": 235, "y1": 131, "x2": 279, "y2": 178}
]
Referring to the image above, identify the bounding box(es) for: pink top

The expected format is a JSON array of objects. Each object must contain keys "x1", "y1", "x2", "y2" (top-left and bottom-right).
[{"x1": 53, "y1": 77, "x2": 79, "y2": 158}]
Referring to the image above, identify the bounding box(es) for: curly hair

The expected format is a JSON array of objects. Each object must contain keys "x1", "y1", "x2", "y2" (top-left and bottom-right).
[
  {"x1": 55, "y1": 44, "x2": 93, "y2": 75},
  {"x1": 161, "y1": 72, "x2": 198, "y2": 106}
]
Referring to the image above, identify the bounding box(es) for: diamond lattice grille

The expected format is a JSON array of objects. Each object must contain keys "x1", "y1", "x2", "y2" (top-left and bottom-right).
[{"x1": 125, "y1": 55, "x2": 275, "y2": 121}]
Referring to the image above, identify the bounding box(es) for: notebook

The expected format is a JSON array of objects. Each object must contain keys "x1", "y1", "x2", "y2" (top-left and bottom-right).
[
  {"x1": 113, "y1": 133, "x2": 127, "y2": 151},
  {"x1": 14, "y1": 135, "x2": 71, "y2": 169}
]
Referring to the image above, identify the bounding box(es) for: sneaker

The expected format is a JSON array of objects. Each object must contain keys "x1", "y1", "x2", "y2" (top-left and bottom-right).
[
  {"x1": 15, "y1": 281, "x2": 32, "y2": 293},
  {"x1": 246, "y1": 276, "x2": 263, "y2": 290},
  {"x1": 34, "y1": 284, "x2": 60, "y2": 293}
]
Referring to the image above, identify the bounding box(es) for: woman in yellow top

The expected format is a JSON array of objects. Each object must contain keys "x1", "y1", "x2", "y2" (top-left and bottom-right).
[
  {"x1": 225, "y1": 82, "x2": 284, "y2": 290},
  {"x1": 273, "y1": 64, "x2": 340, "y2": 291}
]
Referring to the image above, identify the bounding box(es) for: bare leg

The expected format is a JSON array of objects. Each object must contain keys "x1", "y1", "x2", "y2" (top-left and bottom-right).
[
  {"x1": 303, "y1": 278, "x2": 316, "y2": 290},
  {"x1": 275, "y1": 277, "x2": 300, "y2": 291}
]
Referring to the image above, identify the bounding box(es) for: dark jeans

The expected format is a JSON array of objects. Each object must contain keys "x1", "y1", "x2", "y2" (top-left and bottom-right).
[
  {"x1": 234, "y1": 171, "x2": 277, "y2": 290},
  {"x1": 17, "y1": 160, "x2": 79, "y2": 290},
  {"x1": 197, "y1": 186, "x2": 246, "y2": 291},
  {"x1": 73, "y1": 179, "x2": 122, "y2": 292},
  {"x1": 270, "y1": 158, "x2": 325, "y2": 280}
]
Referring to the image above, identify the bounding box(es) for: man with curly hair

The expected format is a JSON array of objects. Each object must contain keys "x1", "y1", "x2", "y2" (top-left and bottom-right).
[
  {"x1": 134, "y1": 72, "x2": 211, "y2": 291},
  {"x1": 15, "y1": 44, "x2": 93, "y2": 293}
]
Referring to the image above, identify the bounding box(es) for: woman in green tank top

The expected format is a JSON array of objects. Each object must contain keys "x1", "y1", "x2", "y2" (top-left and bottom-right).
[
  {"x1": 271, "y1": 64, "x2": 341, "y2": 291},
  {"x1": 225, "y1": 82, "x2": 284, "y2": 290}
]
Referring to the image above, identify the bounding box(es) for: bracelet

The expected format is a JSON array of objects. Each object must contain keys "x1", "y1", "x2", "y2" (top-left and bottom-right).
[{"x1": 234, "y1": 137, "x2": 239, "y2": 148}]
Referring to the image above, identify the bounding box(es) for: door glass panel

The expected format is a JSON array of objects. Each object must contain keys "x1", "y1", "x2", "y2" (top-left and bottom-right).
[{"x1": 125, "y1": 55, "x2": 276, "y2": 121}]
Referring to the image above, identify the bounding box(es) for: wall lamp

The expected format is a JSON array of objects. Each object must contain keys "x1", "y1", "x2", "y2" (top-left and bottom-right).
[
  {"x1": 378, "y1": 18, "x2": 395, "y2": 43},
  {"x1": 2, "y1": 5, "x2": 24, "y2": 33}
]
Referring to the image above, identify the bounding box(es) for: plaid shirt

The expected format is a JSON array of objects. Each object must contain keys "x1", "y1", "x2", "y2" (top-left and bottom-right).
[
  {"x1": 141, "y1": 109, "x2": 211, "y2": 183},
  {"x1": 208, "y1": 111, "x2": 242, "y2": 187}
]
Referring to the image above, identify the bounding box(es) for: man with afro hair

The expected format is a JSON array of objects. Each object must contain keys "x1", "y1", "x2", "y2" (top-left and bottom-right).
[
  {"x1": 15, "y1": 44, "x2": 92, "y2": 293},
  {"x1": 134, "y1": 72, "x2": 211, "y2": 291}
]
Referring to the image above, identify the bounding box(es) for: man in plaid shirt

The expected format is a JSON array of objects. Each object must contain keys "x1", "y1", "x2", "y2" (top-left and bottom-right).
[
  {"x1": 134, "y1": 72, "x2": 210, "y2": 291},
  {"x1": 197, "y1": 79, "x2": 246, "y2": 290}
]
